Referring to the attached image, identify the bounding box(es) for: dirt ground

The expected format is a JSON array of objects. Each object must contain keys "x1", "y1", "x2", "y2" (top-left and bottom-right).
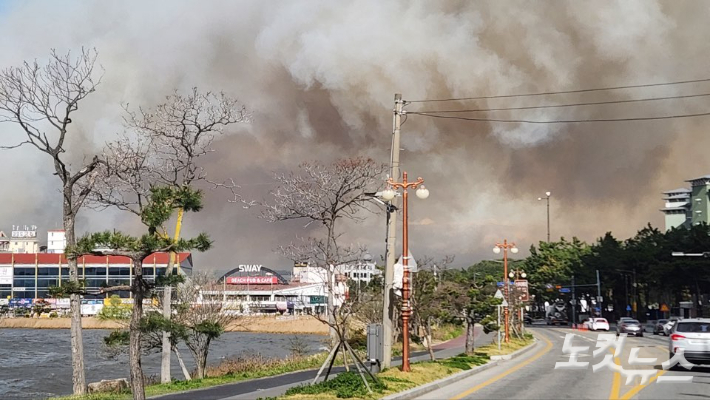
[{"x1": 0, "y1": 315, "x2": 329, "y2": 335}]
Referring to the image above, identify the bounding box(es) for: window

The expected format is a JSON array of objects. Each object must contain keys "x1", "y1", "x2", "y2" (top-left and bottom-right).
[{"x1": 676, "y1": 322, "x2": 710, "y2": 333}]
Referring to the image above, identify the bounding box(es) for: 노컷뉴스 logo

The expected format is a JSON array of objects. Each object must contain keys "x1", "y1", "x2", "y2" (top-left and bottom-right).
[{"x1": 555, "y1": 333, "x2": 693, "y2": 384}]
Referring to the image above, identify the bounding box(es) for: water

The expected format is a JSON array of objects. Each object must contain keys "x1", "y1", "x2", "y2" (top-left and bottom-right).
[{"x1": 0, "y1": 329, "x2": 326, "y2": 400}]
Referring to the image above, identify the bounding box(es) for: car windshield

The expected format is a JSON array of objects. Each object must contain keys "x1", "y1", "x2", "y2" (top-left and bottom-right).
[
  {"x1": 596, "y1": 319, "x2": 607, "y2": 323},
  {"x1": 625, "y1": 320, "x2": 640, "y2": 325},
  {"x1": 658, "y1": 319, "x2": 668, "y2": 324},
  {"x1": 676, "y1": 322, "x2": 710, "y2": 333}
]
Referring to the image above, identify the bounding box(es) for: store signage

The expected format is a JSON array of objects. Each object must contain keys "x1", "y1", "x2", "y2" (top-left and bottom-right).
[
  {"x1": 0, "y1": 267, "x2": 12, "y2": 285},
  {"x1": 226, "y1": 276, "x2": 278, "y2": 285},
  {"x1": 237, "y1": 264, "x2": 263, "y2": 272}
]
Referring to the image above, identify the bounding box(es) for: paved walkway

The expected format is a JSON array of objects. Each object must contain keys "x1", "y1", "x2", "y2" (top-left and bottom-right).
[{"x1": 152, "y1": 325, "x2": 493, "y2": 400}]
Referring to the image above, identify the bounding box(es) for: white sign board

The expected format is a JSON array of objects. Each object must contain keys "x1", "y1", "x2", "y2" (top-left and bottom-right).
[
  {"x1": 0, "y1": 267, "x2": 12, "y2": 285},
  {"x1": 237, "y1": 264, "x2": 263, "y2": 272}
]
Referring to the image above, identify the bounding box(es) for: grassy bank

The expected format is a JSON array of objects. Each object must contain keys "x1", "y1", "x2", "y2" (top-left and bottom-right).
[
  {"x1": 52, "y1": 352, "x2": 332, "y2": 400},
  {"x1": 272, "y1": 333, "x2": 535, "y2": 400}
]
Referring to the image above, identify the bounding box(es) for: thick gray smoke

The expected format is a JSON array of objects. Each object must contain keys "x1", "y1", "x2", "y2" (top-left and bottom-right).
[{"x1": 1, "y1": 1, "x2": 710, "y2": 272}]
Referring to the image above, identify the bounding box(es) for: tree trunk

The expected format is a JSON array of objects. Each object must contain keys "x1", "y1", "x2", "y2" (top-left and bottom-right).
[
  {"x1": 195, "y1": 347, "x2": 207, "y2": 379},
  {"x1": 425, "y1": 317, "x2": 435, "y2": 361},
  {"x1": 63, "y1": 198, "x2": 86, "y2": 395},
  {"x1": 173, "y1": 346, "x2": 191, "y2": 381},
  {"x1": 129, "y1": 260, "x2": 146, "y2": 400},
  {"x1": 465, "y1": 316, "x2": 475, "y2": 355}
]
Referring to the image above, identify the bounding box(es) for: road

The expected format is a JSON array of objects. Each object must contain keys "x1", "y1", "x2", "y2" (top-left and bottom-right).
[{"x1": 415, "y1": 326, "x2": 710, "y2": 400}]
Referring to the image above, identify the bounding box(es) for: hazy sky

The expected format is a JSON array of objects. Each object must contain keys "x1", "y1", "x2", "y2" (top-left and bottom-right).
[{"x1": 1, "y1": 1, "x2": 710, "y2": 274}]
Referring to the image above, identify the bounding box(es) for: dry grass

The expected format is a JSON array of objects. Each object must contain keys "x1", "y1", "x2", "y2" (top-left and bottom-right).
[{"x1": 475, "y1": 334, "x2": 534, "y2": 357}]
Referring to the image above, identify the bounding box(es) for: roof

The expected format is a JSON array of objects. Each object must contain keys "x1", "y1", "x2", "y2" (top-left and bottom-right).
[
  {"x1": 685, "y1": 175, "x2": 710, "y2": 183},
  {"x1": 0, "y1": 252, "x2": 192, "y2": 265},
  {"x1": 663, "y1": 188, "x2": 692, "y2": 194}
]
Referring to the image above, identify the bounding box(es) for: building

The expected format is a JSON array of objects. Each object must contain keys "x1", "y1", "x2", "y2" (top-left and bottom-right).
[
  {"x1": 661, "y1": 188, "x2": 691, "y2": 230},
  {"x1": 8, "y1": 225, "x2": 39, "y2": 253},
  {"x1": 661, "y1": 175, "x2": 710, "y2": 230},
  {"x1": 0, "y1": 231, "x2": 9, "y2": 252},
  {"x1": 0, "y1": 252, "x2": 193, "y2": 300},
  {"x1": 47, "y1": 230, "x2": 66, "y2": 254}
]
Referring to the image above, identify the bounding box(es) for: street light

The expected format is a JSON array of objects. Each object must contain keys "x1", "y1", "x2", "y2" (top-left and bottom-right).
[
  {"x1": 509, "y1": 268, "x2": 527, "y2": 333},
  {"x1": 384, "y1": 171, "x2": 428, "y2": 372},
  {"x1": 493, "y1": 240, "x2": 518, "y2": 343},
  {"x1": 537, "y1": 191, "x2": 551, "y2": 242}
]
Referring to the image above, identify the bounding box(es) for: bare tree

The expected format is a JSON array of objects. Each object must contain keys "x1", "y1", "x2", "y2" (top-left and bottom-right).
[
  {"x1": 253, "y1": 157, "x2": 386, "y2": 341},
  {"x1": 89, "y1": 88, "x2": 250, "y2": 383},
  {"x1": 0, "y1": 48, "x2": 102, "y2": 395},
  {"x1": 174, "y1": 272, "x2": 238, "y2": 379},
  {"x1": 411, "y1": 255, "x2": 454, "y2": 360}
]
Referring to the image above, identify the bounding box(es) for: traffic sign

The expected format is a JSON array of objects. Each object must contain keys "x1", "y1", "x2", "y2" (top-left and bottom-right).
[
  {"x1": 545, "y1": 284, "x2": 553, "y2": 289},
  {"x1": 559, "y1": 288, "x2": 570, "y2": 293},
  {"x1": 501, "y1": 299, "x2": 509, "y2": 307},
  {"x1": 660, "y1": 304, "x2": 669, "y2": 312},
  {"x1": 626, "y1": 305, "x2": 632, "y2": 311},
  {"x1": 494, "y1": 289, "x2": 504, "y2": 299}
]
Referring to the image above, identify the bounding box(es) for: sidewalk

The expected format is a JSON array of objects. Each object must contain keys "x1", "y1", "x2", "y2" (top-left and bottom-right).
[{"x1": 152, "y1": 326, "x2": 493, "y2": 400}]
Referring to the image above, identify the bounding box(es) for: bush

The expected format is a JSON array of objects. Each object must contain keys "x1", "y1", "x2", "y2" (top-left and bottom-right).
[
  {"x1": 49, "y1": 312, "x2": 58, "y2": 318},
  {"x1": 347, "y1": 331, "x2": 367, "y2": 350},
  {"x1": 438, "y1": 354, "x2": 488, "y2": 371},
  {"x1": 285, "y1": 371, "x2": 386, "y2": 398}
]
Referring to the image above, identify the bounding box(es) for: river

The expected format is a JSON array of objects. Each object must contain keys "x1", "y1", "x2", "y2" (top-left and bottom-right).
[{"x1": 0, "y1": 328, "x2": 325, "y2": 400}]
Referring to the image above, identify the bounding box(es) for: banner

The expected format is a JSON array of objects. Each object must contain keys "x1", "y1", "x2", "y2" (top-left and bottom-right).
[
  {"x1": 0, "y1": 267, "x2": 11, "y2": 285},
  {"x1": 514, "y1": 280, "x2": 529, "y2": 302},
  {"x1": 226, "y1": 276, "x2": 278, "y2": 285}
]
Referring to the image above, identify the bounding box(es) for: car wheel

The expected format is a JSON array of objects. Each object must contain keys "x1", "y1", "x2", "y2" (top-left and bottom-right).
[
  {"x1": 653, "y1": 331, "x2": 658, "y2": 335},
  {"x1": 639, "y1": 333, "x2": 643, "y2": 337}
]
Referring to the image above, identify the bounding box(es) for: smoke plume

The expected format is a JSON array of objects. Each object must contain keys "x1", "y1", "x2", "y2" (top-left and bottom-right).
[{"x1": 1, "y1": 1, "x2": 710, "y2": 272}]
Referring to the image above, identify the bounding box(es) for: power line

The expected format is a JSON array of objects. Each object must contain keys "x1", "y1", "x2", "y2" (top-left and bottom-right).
[
  {"x1": 412, "y1": 92, "x2": 710, "y2": 113},
  {"x1": 407, "y1": 77, "x2": 710, "y2": 103},
  {"x1": 407, "y1": 111, "x2": 710, "y2": 124}
]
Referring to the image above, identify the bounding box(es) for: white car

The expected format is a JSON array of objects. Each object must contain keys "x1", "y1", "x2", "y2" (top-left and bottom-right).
[
  {"x1": 668, "y1": 318, "x2": 710, "y2": 367},
  {"x1": 584, "y1": 317, "x2": 610, "y2": 331}
]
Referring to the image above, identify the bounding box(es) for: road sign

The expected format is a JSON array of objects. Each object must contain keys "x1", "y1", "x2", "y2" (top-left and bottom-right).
[
  {"x1": 501, "y1": 299, "x2": 508, "y2": 307},
  {"x1": 515, "y1": 280, "x2": 529, "y2": 301},
  {"x1": 494, "y1": 289, "x2": 504, "y2": 299},
  {"x1": 597, "y1": 296, "x2": 603, "y2": 303},
  {"x1": 660, "y1": 303, "x2": 669, "y2": 312},
  {"x1": 626, "y1": 305, "x2": 632, "y2": 311},
  {"x1": 545, "y1": 284, "x2": 553, "y2": 289},
  {"x1": 559, "y1": 288, "x2": 570, "y2": 293}
]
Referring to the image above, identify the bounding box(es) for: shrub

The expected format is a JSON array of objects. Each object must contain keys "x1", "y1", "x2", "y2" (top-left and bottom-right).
[{"x1": 49, "y1": 312, "x2": 58, "y2": 318}]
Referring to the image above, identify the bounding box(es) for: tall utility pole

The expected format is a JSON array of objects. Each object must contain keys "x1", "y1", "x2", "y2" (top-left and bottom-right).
[
  {"x1": 596, "y1": 269, "x2": 601, "y2": 316},
  {"x1": 538, "y1": 192, "x2": 551, "y2": 242},
  {"x1": 571, "y1": 274, "x2": 576, "y2": 326},
  {"x1": 382, "y1": 93, "x2": 403, "y2": 369}
]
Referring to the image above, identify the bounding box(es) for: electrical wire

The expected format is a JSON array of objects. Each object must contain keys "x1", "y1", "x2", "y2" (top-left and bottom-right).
[
  {"x1": 412, "y1": 92, "x2": 710, "y2": 113},
  {"x1": 407, "y1": 111, "x2": 710, "y2": 124},
  {"x1": 406, "y1": 77, "x2": 710, "y2": 103}
]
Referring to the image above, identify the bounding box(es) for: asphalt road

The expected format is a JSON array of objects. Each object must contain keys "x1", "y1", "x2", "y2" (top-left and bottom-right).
[{"x1": 416, "y1": 326, "x2": 710, "y2": 400}]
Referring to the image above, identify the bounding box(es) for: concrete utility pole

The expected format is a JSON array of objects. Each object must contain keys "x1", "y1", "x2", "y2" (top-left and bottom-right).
[{"x1": 382, "y1": 94, "x2": 403, "y2": 369}]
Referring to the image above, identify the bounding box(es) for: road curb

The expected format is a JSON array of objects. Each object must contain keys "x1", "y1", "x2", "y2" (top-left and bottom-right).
[{"x1": 381, "y1": 337, "x2": 539, "y2": 400}]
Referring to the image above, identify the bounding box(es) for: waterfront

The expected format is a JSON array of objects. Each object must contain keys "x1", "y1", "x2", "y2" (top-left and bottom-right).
[{"x1": 0, "y1": 328, "x2": 325, "y2": 400}]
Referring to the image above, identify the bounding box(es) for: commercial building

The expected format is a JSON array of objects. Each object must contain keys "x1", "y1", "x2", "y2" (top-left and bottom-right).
[
  {"x1": 661, "y1": 175, "x2": 710, "y2": 230},
  {"x1": 8, "y1": 225, "x2": 39, "y2": 253},
  {"x1": 0, "y1": 252, "x2": 193, "y2": 300},
  {"x1": 47, "y1": 230, "x2": 66, "y2": 253}
]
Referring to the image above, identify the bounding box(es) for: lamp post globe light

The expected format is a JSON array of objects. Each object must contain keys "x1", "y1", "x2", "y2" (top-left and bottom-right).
[
  {"x1": 493, "y1": 239, "x2": 518, "y2": 343},
  {"x1": 385, "y1": 171, "x2": 428, "y2": 372}
]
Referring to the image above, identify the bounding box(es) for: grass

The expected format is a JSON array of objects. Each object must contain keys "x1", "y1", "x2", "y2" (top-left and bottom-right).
[
  {"x1": 474, "y1": 333, "x2": 534, "y2": 357},
  {"x1": 52, "y1": 352, "x2": 332, "y2": 400},
  {"x1": 274, "y1": 333, "x2": 535, "y2": 400}
]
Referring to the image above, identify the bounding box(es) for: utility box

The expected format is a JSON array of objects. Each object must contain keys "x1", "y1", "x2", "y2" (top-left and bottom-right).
[{"x1": 367, "y1": 323, "x2": 383, "y2": 373}]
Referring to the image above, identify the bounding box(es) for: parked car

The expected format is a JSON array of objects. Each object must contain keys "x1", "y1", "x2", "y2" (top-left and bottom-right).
[
  {"x1": 584, "y1": 317, "x2": 610, "y2": 331},
  {"x1": 654, "y1": 319, "x2": 669, "y2": 335},
  {"x1": 524, "y1": 314, "x2": 533, "y2": 325},
  {"x1": 668, "y1": 318, "x2": 710, "y2": 367},
  {"x1": 617, "y1": 319, "x2": 643, "y2": 337}
]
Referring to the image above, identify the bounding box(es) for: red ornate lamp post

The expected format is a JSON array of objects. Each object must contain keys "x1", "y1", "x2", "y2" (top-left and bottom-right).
[
  {"x1": 382, "y1": 171, "x2": 429, "y2": 372},
  {"x1": 493, "y1": 240, "x2": 518, "y2": 343}
]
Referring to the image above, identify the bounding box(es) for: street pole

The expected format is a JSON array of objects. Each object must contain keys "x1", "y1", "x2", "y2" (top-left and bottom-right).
[
  {"x1": 382, "y1": 93, "x2": 402, "y2": 369},
  {"x1": 596, "y1": 269, "x2": 601, "y2": 317},
  {"x1": 503, "y1": 243, "x2": 510, "y2": 343},
  {"x1": 572, "y1": 274, "x2": 576, "y2": 327},
  {"x1": 546, "y1": 195, "x2": 550, "y2": 243},
  {"x1": 384, "y1": 172, "x2": 428, "y2": 373},
  {"x1": 497, "y1": 305, "x2": 502, "y2": 349}
]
